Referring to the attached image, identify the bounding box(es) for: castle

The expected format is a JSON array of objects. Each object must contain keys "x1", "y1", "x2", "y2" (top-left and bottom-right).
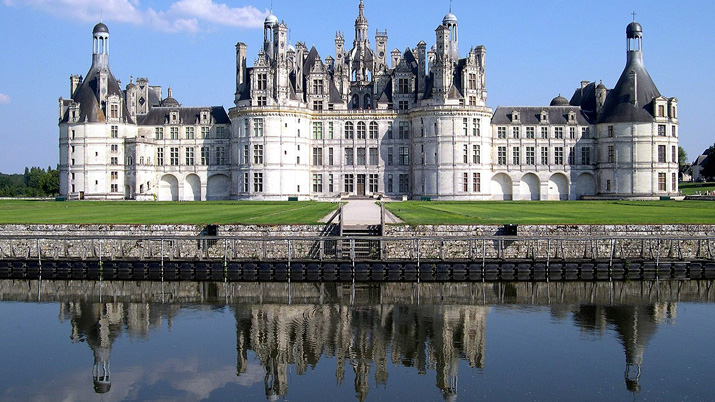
[{"x1": 58, "y1": 2, "x2": 679, "y2": 201}]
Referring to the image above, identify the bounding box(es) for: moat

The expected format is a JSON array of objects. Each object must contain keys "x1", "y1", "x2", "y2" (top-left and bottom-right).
[{"x1": 1, "y1": 280, "x2": 713, "y2": 401}]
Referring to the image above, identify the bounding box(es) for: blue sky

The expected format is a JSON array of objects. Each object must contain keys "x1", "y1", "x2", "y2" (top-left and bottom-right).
[{"x1": 0, "y1": 0, "x2": 712, "y2": 173}]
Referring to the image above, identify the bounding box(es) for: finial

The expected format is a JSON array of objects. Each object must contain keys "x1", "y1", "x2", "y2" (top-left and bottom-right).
[
  {"x1": 631, "y1": 11, "x2": 637, "y2": 22},
  {"x1": 450, "y1": 0, "x2": 452, "y2": 13}
]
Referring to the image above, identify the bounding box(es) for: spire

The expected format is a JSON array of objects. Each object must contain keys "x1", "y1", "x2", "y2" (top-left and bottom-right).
[{"x1": 355, "y1": 0, "x2": 368, "y2": 42}]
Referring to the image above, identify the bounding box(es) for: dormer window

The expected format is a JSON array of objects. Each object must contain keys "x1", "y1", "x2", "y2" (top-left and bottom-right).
[
  {"x1": 540, "y1": 111, "x2": 548, "y2": 123},
  {"x1": 511, "y1": 111, "x2": 520, "y2": 122},
  {"x1": 568, "y1": 111, "x2": 576, "y2": 123},
  {"x1": 200, "y1": 109, "x2": 210, "y2": 124},
  {"x1": 170, "y1": 110, "x2": 179, "y2": 123}
]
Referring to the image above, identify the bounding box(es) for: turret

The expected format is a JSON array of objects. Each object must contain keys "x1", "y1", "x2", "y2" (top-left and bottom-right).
[{"x1": 91, "y1": 22, "x2": 109, "y2": 70}]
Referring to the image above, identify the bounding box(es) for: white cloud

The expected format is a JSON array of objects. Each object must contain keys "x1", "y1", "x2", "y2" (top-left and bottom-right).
[
  {"x1": 0, "y1": 93, "x2": 10, "y2": 104},
  {"x1": 3, "y1": 0, "x2": 267, "y2": 33}
]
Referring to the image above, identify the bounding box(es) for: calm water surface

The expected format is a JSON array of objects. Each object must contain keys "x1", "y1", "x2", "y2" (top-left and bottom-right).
[{"x1": 0, "y1": 280, "x2": 714, "y2": 401}]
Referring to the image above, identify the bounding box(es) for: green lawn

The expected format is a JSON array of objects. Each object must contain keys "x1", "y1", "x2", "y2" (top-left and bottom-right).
[
  {"x1": 0, "y1": 200, "x2": 337, "y2": 225},
  {"x1": 385, "y1": 200, "x2": 715, "y2": 225},
  {"x1": 679, "y1": 182, "x2": 715, "y2": 195}
]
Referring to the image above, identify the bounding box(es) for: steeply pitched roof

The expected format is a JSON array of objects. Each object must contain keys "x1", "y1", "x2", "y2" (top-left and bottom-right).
[
  {"x1": 61, "y1": 65, "x2": 133, "y2": 124},
  {"x1": 492, "y1": 106, "x2": 590, "y2": 125},
  {"x1": 598, "y1": 52, "x2": 661, "y2": 124},
  {"x1": 138, "y1": 106, "x2": 230, "y2": 126}
]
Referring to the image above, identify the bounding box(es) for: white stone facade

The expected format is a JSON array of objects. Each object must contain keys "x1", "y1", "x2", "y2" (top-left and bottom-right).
[{"x1": 58, "y1": 5, "x2": 679, "y2": 201}]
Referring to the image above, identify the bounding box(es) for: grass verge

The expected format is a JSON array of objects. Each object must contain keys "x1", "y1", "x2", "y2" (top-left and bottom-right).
[
  {"x1": 0, "y1": 200, "x2": 338, "y2": 225},
  {"x1": 679, "y1": 182, "x2": 715, "y2": 195},
  {"x1": 385, "y1": 200, "x2": 715, "y2": 225}
]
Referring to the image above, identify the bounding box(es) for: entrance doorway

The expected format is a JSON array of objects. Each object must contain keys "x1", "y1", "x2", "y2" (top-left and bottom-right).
[{"x1": 357, "y1": 174, "x2": 366, "y2": 196}]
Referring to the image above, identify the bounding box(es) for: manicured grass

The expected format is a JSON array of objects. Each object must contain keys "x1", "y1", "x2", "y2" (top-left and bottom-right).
[
  {"x1": 0, "y1": 200, "x2": 338, "y2": 225},
  {"x1": 385, "y1": 200, "x2": 715, "y2": 225},
  {"x1": 679, "y1": 182, "x2": 715, "y2": 195}
]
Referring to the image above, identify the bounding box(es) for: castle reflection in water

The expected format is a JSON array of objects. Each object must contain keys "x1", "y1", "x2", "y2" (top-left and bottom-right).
[{"x1": 5, "y1": 280, "x2": 709, "y2": 400}]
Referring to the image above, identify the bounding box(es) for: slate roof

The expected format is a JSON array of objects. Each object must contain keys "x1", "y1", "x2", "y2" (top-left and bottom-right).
[
  {"x1": 138, "y1": 106, "x2": 230, "y2": 126},
  {"x1": 598, "y1": 52, "x2": 660, "y2": 124},
  {"x1": 492, "y1": 106, "x2": 590, "y2": 125},
  {"x1": 60, "y1": 65, "x2": 134, "y2": 124}
]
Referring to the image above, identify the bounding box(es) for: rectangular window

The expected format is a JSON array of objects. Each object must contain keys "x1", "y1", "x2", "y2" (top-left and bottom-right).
[
  {"x1": 512, "y1": 126, "x2": 520, "y2": 139},
  {"x1": 201, "y1": 126, "x2": 210, "y2": 139},
  {"x1": 155, "y1": 127, "x2": 164, "y2": 140},
  {"x1": 540, "y1": 147, "x2": 548, "y2": 165},
  {"x1": 185, "y1": 147, "x2": 194, "y2": 165},
  {"x1": 312, "y1": 147, "x2": 323, "y2": 166},
  {"x1": 512, "y1": 147, "x2": 520, "y2": 165},
  {"x1": 328, "y1": 174, "x2": 334, "y2": 193},
  {"x1": 672, "y1": 146, "x2": 677, "y2": 164},
  {"x1": 463, "y1": 118, "x2": 469, "y2": 136},
  {"x1": 497, "y1": 127, "x2": 507, "y2": 139},
  {"x1": 216, "y1": 126, "x2": 226, "y2": 139},
  {"x1": 658, "y1": 172, "x2": 666, "y2": 191},
  {"x1": 170, "y1": 147, "x2": 179, "y2": 166},
  {"x1": 313, "y1": 79, "x2": 324, "y2": 95},
  {"x1": 202, "y1": 146, "x2": 210, "y2": 165},
  {"x1": 473, "y1": 173, "x2": 481, "y2": 192},
  {"x1": 582, "y1": 127, "x2": 590, "y2": 138},
  {"x1": 658, "y1": 105, "x2": 665, "y2": 117},
  {"x1": 398, "y1": 174, "x2": 409, "y2": 193},
  {"x1": 386, "y1": 125, "x2": 393, "y2": 139},
  {"x1": 399, "y1": 122, "x2": 410, "y2": 139},
  {"x1": 570, "y1": 127, "x2": 576, "y2": 139},
  {"x1": 473, "y1": 145, "x2": 481, "y2": 164},
  {"x1": 541, "y1": 127, "x2": 548, "y2": 139},
  {"x1": 463, "y1": 144, "x2": 469, "y2": 163},
  {"x1": 368, "y1": 174, "x2": 378, "y2": 193},
  {"x1": 312, "y1": 100, "x2": 323, "y2": 111},
  {"x1": 387, "y1": 147, "x2": 393, "y2": 166},
  {"x1": 399, "y1": 147, "x2": 409, "y2": 165},
  {"x1": 469, "y1": 73, "x2": 477, "y2": 90},
  {"x1": 554, "y1": 127, "x2": 563, "y2": 139},
  {"x1": 463, "y1": 172, "x2": 469, "y2": 192},
  {"x1": 357, "y1": 123, "x2": 366, "y2": 139},
  {"x1": 110, "y1": 183, "x2": 118, "y2": 192},
  {"x1": 554, "y1": 147, "x2": 564, "y2": 165},
  {"x1": 581, "y1": 147, "x2": 591, "y2": 165},
  {"x1": 672, "y1": 126, "x2": 677, "y2": 137},
  {"x1": 606, "y1": 179, "x2": 611, "y2": 191},
  {"x1": 328, "y1": 147, "x2": 334, "y2": 165},
  {"x1": 344, "y1": 174, "x2": 354, "y2": 193},
  {"x1": 110, "y1": 105, "x2": 118, "y2": 119},
  {"x1": 608, "y1": 145, "x2": 615, "y2": 163},
  {"x1": 110, "y1": 171, "x2": 118, "y2": 180},
  {"x1": 568, "y1": 146, "x2": 575, "y2": 165},
  {"x1": 257, "y1": 73, "x2": 267, "y2": 90},
  {"x1": 170, "y1": 127, "x2": 179, "y2": 140},
  {"x1": 111, "y1": 125, "x2": 118, "y2": 138},
  {"x1": 473, "y1": 118, "x2": 479, "y2": 136},
  {"x1": 398, "y1": 78, "x2": 410, "y2": 94},
  {"x1": 658, "y1": 145, "x2": 666, "y2": 163},
  {"x1": 525, "y1": 147, "x2": 535, "y2": 165},
  {"x1": 387, "y1": 174, "x2": 393, "y2": 193},
  {"x1": 398, "y1": 100, "x2": 409, "y2": 110},
  {"x1": 497, "y1": 146, "x2": 507, "y2": 165},
  {"x1": 243, "y1": 173, "x2": 249, "y2": 192},
  {"x1": 369, "y1": 122, "x2": 378, "y2": 139},
  {"x1": 216, "y1": 146, "x2": 226, "y2": 165},
  {"x1": 157, "y1": 148, "x2": 164, "y2": 166},
  {"x1": 253, "y1": 118, "x2": 264, "y2": 137},
  {"x1": 345, "y1": 123, "x2": 354, "y2": 139},
  {"x1": 658, "y1": 124, "x2": 666, "y2": 136},
  {"x1": 345, "y1": 147, "x2": 354, "y2": 165},
  {"x1": 312, "y1": 174, "x2": 323, "y2": 193},
  {"x1": 608, "y1": 125, "x2": 614, "y2": 137},
  {"x1": 672, "y1": 173, "x2": 677, "y2": 192},
  {"x1": 526, "y1": 127, "x2": 535, "y2": 139},
  {"x1": 254, "y1": 172, "x2": 263, "y2": 192},
  {"x1": 369, "y1": 147, "x2": 378, "y2": 165},
  {"x1": 254, "y1": 144, "x2": 264, "y2": 164},
  {"x1": 186, "y1": 127, "x2": 195, "y2": 139},
  {"x1": 328, "y1": 122, "x2": 334, "y2": 139},
  {"x1": 357, "y1": 148, "x2": 366, "y2": 165}
]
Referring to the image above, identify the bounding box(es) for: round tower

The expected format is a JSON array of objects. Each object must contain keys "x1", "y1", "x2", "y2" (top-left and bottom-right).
[{"x1": 92, "y1": 22, "x2": 109, "y2": 69}]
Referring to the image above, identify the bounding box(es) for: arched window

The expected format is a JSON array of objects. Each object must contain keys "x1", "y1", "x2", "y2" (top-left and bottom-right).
[
  {"x1": 345, "y1": 122, "x2": 354, "y2": 139},
  {"x1": 357, "y1": 122, "x2": 366, "y2": 139},
  {"x1": 369, "y1": 122, "x2": 378, "y2": 139},
  {"x1": 351, "y1": 94, "x2": 360, "y2": 110},
  {"x1": 364, "y1": 94, "x2": 372, "y2": 109}
]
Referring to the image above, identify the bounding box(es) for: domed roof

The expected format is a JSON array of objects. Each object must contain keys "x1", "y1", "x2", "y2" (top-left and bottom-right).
[
  {"x1": 93, "y1": 22, "x2": 109, "y2": 34},
  {"x1": 626, "y1": 21, "x2": 642, "y2": 38},
  {"x1": 264, "y1": 13, "x2": 279, "y2": 26},
  {"x1": 597, "y1": 81, "x2": 607, "y2": 90},
  {"x1": 550, "y1": 94, "x2": 570, "y2": 106},
  {"x1": 443, "y1": 12, "x2": 458, "y2": 25}
]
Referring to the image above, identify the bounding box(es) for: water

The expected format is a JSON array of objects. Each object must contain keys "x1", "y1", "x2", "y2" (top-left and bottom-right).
[{"x1": 1, "y1": 280, "x2": 714, "y2": 401}]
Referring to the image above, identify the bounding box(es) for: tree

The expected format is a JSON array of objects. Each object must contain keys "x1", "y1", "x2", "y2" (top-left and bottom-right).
[
  {"x1": 39, "y1": 167, "x2": 59, "y2": 196},
  {"x1": 678, "y1": 146, "x2": 691, "y2": 177},
  {"x1": 699, "y1": 144, "x2": 715, "y2": 181}
]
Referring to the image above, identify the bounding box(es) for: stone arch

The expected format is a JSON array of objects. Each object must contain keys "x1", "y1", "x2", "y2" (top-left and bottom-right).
[
  {"x1": 573, "y1": 173, "x2": 596, "y2": 199},
  {"x1": 519, "y1": 173, "x2": 540, "y2": 201},
  {"x1": 159, "y1": 174, "x2": 179, "y2": 201},
  {"x1": 184, "y1": 174, "x2": 201, "y2": 201},
  {"x1": 207, "y1": 174, "x2": 230, "y2": 200},
  {"x1": 548, "y1": 173, "x2": 569, "y2": 201},
  {"x1": 491, "y1": 173, "x2": 513, "y2": 200}
]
